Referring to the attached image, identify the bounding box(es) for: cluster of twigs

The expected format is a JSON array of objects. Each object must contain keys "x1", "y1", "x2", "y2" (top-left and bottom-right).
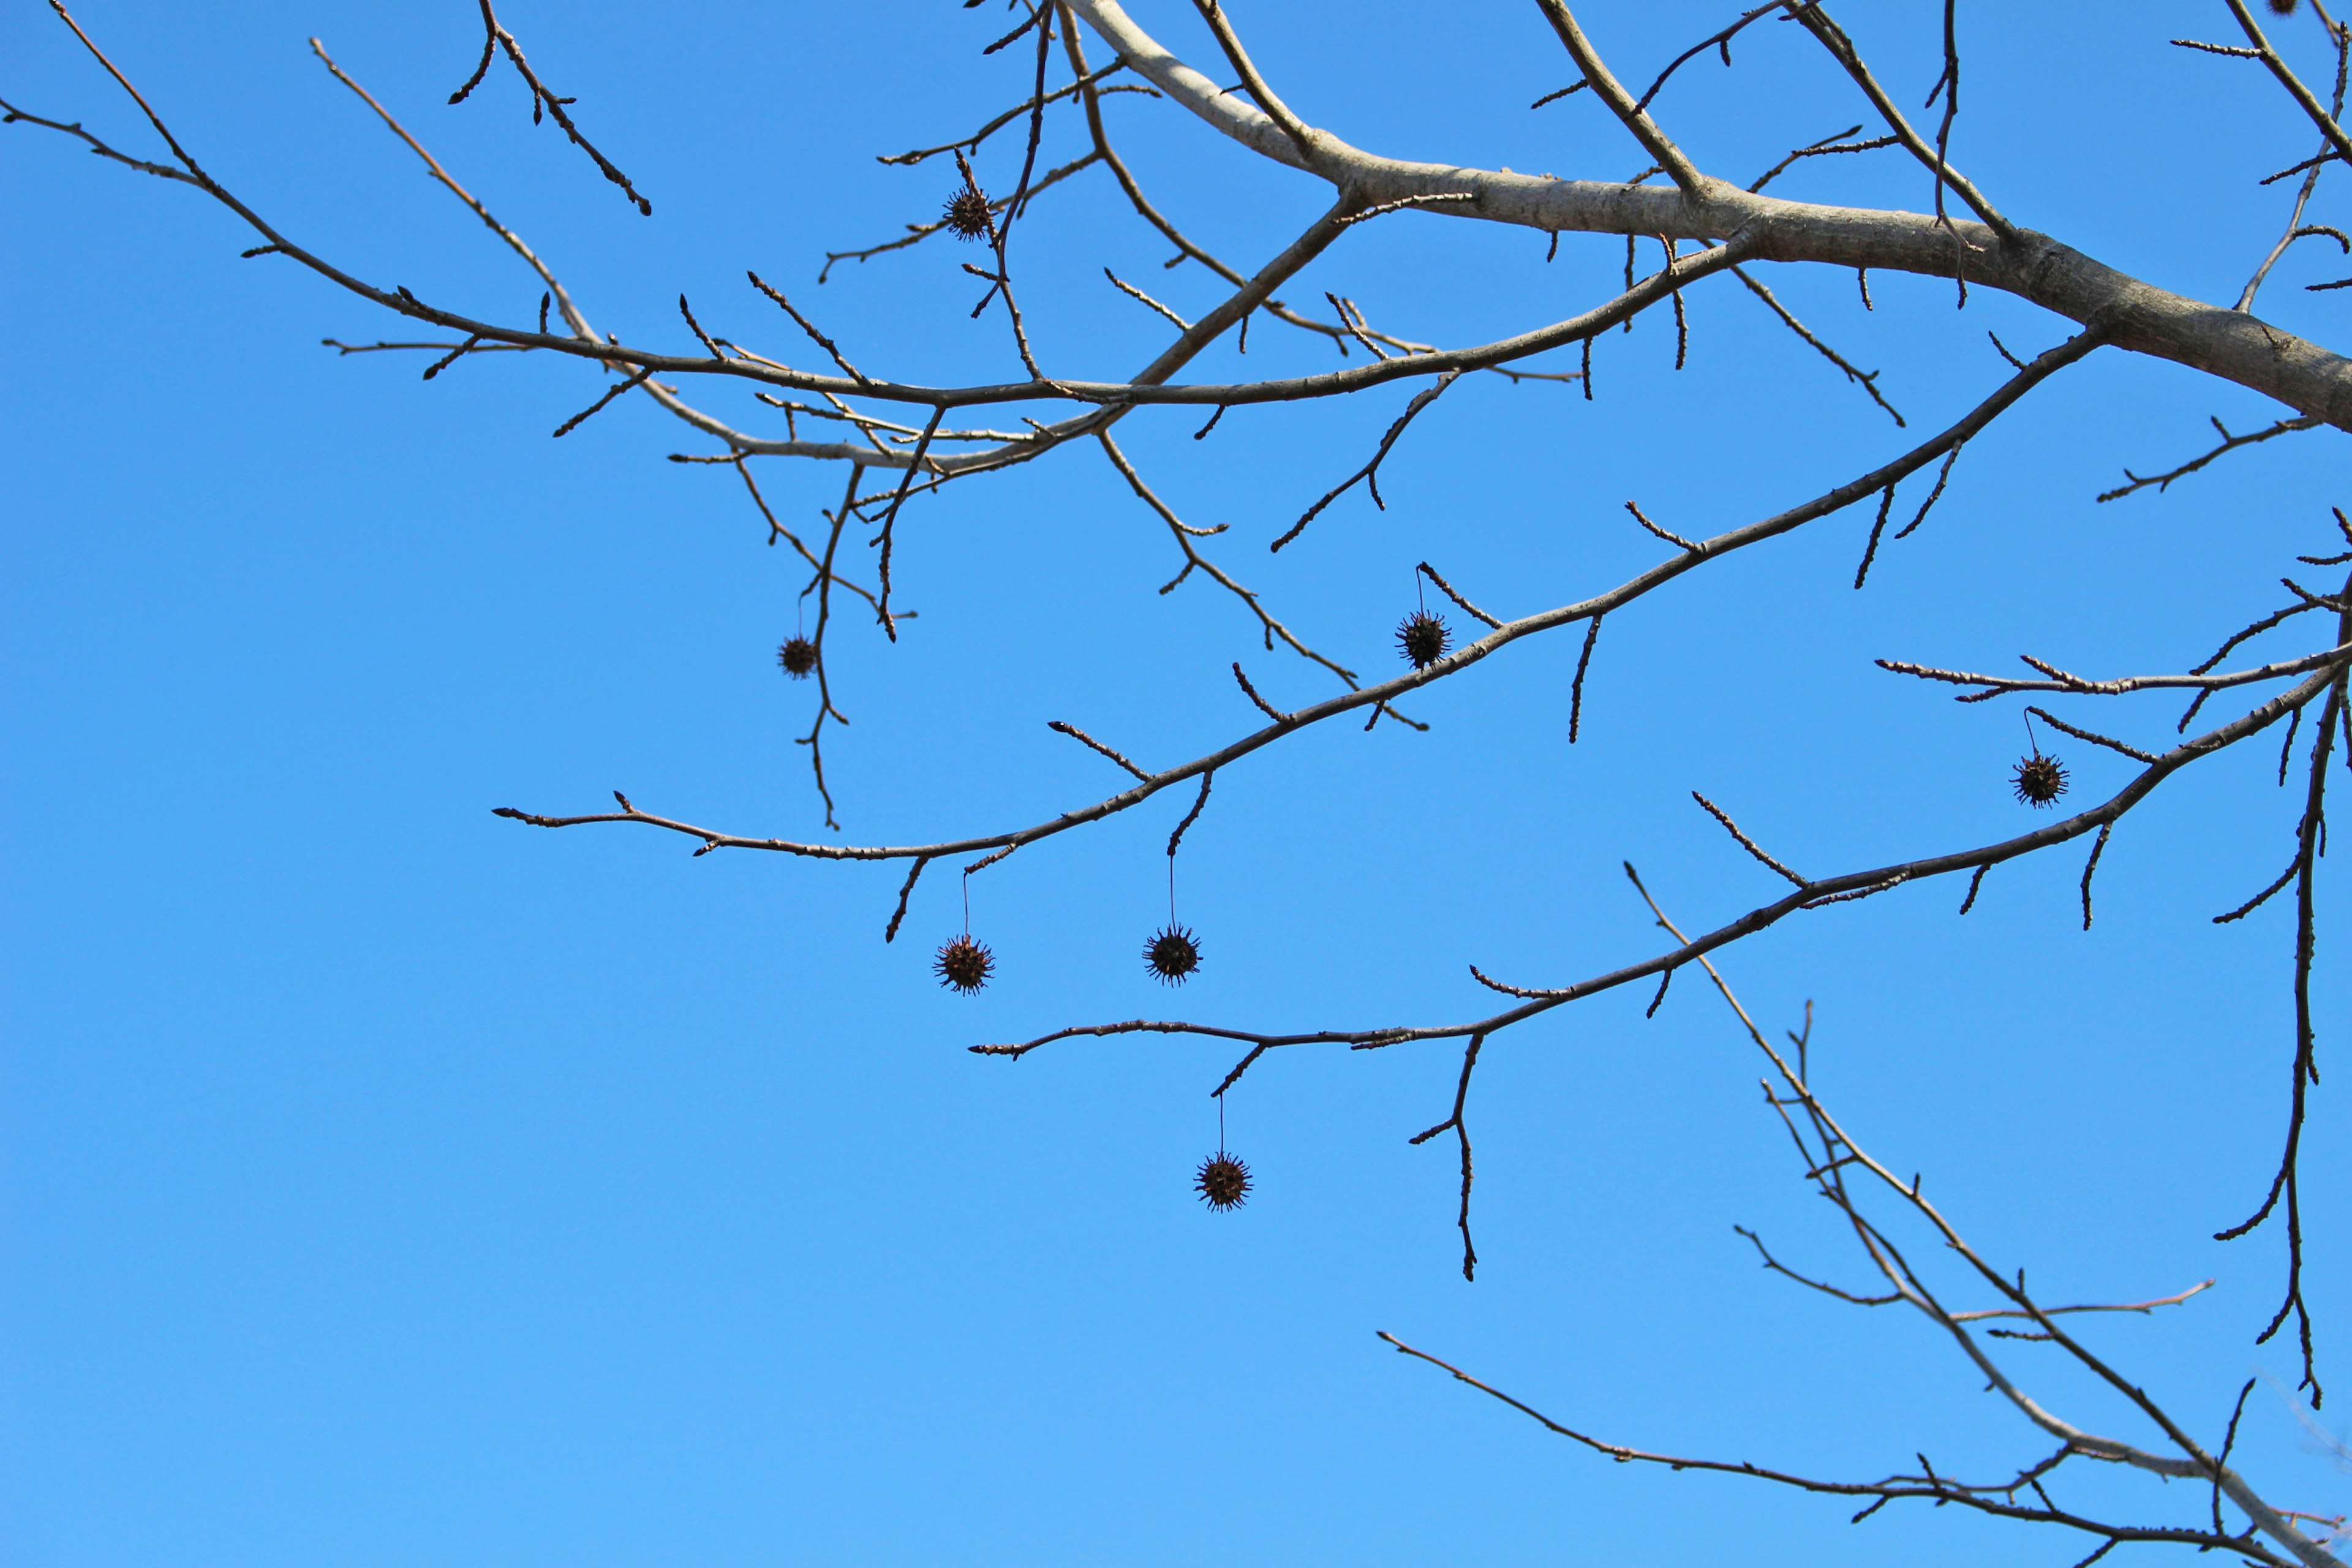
[
  {"x1": 11, "y1": 1, "x2": 2349, "y2": 1559},
  {"x1": 1385, "y1": 941, "x2": 2345, "y2": 1568}
]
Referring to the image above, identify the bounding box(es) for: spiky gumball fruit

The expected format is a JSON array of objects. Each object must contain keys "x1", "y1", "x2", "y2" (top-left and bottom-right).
[
  {"x1": 777, "y1": 636, "x2": 817, "y2": 679},
  {"x1": 943, "y1": 185, "x2": 992, "y2": 241},
  {"x1": 1145, "y1": 924, "x2": 1202, "y2": 986},
  {"x1": 1397, "y1": 609, "x2": 1451, "y2": 670},
  {"x1": 2271, "y1": 0, "x2": 2300, "y2": 15},
  {"x1": 1195, "y1": 1151, "x2": 1251, "y2": 1211},
  {"x1": 2013, "y1": 752, "x2": 2069, "y2": 808},
  {"x1": 934, "y1": 934, "x2": 994, "y2": 993}
]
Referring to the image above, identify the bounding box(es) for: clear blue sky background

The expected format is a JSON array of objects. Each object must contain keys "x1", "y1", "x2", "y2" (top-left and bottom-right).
[{"x1": 5, "y1": 2, "x2": 2349, "y2": 1564}]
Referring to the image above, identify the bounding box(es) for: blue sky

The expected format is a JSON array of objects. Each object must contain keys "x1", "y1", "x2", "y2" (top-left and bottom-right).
[{"x1": 5, "y1": 2, "x2": 2349, "y2": 1564}]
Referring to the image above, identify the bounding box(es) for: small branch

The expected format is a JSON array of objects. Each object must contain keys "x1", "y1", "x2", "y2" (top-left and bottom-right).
[
  {"x1": 884, "y1": 856, "x2": 931, "y2": 943},
  {"x1": 1692, "y1": 791, "x2": 1811, "y2": 888},
  {"x1": 1272, "y1": 372, "x2": 1460, "y2": 551},
  {"x1": 551, "y1": 364, "x2": 652, "y2": 437},
  {"x1": 1103, "y1": 266, "x2": 1194, "y2": 331},
  {"x1": 1732, "y1": 265, "x2": 1906, "y2": 425},
  {"x1": 1407, "y1": 1033, "x2": 1485, "y2": 1281},
  {"x1": 2097, "y1": 416, "x2": 2323, "y2": 503},
  {"x1": 1625, "y1": 500, "x2": 1699, "y2": 552},
  {"x1": 746, "y1": 270, "x2": 871, "y2": 383},
  {"x1": 2027, "y1": 706, "x2": 2163, "y2": 766},
  {"x1": 1048, "y1": 719, "x2": 1152, "y2": 781},
  {"x1": 447, "y1": 0, "x2": 652, "y2": 215},
  {"x1": 1569, "y1": 613, "x2": 1605, "y2": 744},
  {"x1": 1167, "y1": 772, "x2": 1214, "y2": 857},
  {"x1": 1333, "y1": 190, "x2": 1479, "y2": 227},
  {"x1": 1232, "y1": 663, "x2": 1291, "y2": 723},
  {"x1": 1417, "y1": 562, "x2": 1503, "y2": 628},
  {"x1": 1877, "y1": 643, "x2": 2352, "y2": 699}
]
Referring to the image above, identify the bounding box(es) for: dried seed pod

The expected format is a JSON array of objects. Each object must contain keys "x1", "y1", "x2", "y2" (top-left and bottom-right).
[
  {"x1": 2012, "y1": 752, "x2": 2069, "y2": 808},
  {"x1": 2271, "y1": 0, "x2": 2300, "y2": 15},
  {"x1": 1144, "y1": 923, "x2": 1202, "y2": 986},
  {"x1": 933, "y1": 933, "x2": 994, "y2": 993},
  {"x1": 1396, "y1": 609, "x2": 1451, "y2": 670},
  {"x1": 777, "y1": 636, "x2": 817, "y2": 679},
  {"x1": 943, "y1": 185, "x2": 993, "y2": 241},
  {"x1": 1195, "y1": 1150, "x2": 1251, "y2": 1212}
]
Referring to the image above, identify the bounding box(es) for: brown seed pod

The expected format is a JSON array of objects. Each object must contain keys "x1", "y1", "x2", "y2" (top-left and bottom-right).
[
  {"x1": 1397, "y1": 609, "x2": 1451, "y2": 670},
  {"x1": 2271, "y1": 0, "x2": 2300, "y2": 15},
  {"x1": 777, "y1": 636, "x2": 817, "y2": 679},
  {"x1": 1195, "y1": 1150, "x2": 1251, "y2": 1211},
  {"x1": 1144, "y1": 924, "x2": 1202, "y2": 986},
  {"x1": 2013, "y1": 752, "x2": 2069, "y2": 808},
  {"x1": 933, "y1": 934, "x2": 994, "y2": 993},
  {"x1": 943, "y1": 185, "x2": 993, "y2": 241}
]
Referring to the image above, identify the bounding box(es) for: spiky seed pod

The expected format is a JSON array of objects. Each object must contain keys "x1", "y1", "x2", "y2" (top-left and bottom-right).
[
  {"x1": 1195, "y1": 1150, "x2": 1251, "y2": 1212},
  {"x1": 1145, "y1": 923, "x2": 1202, "y2": 986},
  {"x1": 777, "y1": 636, "x2": 817, "y2": 679},
  {"x1": 1397, "y1": 609, "x2": 1451, "y2": 670},
  {"x1": 2013, "y1": 752, "x2": 2069, "y2": 808},
  {"x1": 933, "y1": 934, "x2": 994, "y2": 993},
  {"x1": 943, "y1": 185, "x2": 993, "y2": 241},
  {"x1": 2271, "y1": 0, "x2": 2300, "y2": 15}
]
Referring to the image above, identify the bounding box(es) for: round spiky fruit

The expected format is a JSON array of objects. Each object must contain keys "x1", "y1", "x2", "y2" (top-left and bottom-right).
[
  {"x1": 2013, "y1": 752, "x2": 2069, "y2": 808},
  {"x1": 1145, "y1": 923, "x2": 1202, "y2": 986},
  {"x1": 777, "y1": 636, "x2": 817, "y2": 679},
  {"x1": 943, "y1": 185, "x2": 992, "y2": 241},
  {"x1": 1397, "y1": 609, "x2": 1451, "y2": 670},
  {"x1": 2271, "y1": 0, "x2": 2300, "y2": 15},
  {"x1": 934, "y1": 933, "x2": 994, "y2": 993},
  {"x1": 1195, "y1": 1150, "x2": 1251, "y2": 1212}
]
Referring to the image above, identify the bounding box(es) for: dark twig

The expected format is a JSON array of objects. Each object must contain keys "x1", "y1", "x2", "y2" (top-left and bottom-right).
[
  {"x1": 1104, "y1": 266, "x2": 1193, "y2": 332},
  {"x1": 1167, "y1": 772, "x2": 1214, "y2": 858},
  {"x1": 1232, "y1": 663, "x2": 1291, "y2": 723},
  {"x1": 1732, "y1": 264, "x2": 1905, "y2": 423},
  {"x1": 1853, "y1": 484, "x2": 1898, "y2": 588},
  {"x1": 1273, "y1": 373, "x2": 1461, "y2": 551},
  {"x1": 1635, "y1": 3, "x2": 1785, "y2": 111},
  {"x1": 2079, "y1": 821, "x2": 2113, "y2": 930},
  {"x1": 1417, "y1": 562, "x2": 1503, "y2": 629},
  {"x1": 1891, "y1": 445, "x2": 1961, "y2": 539},
  {"x1": 746, "y1": 270, "x2": 870, "y2": 384},
  {"x1": 884, "y1": 856, "x2": 931, "y2": 943},
  {"x1": 1049, "y1": 719, "x2": 1152, "y2": 782},
  {"x1": 1569, "y1": 613, "x2": 1604, "y2": 744},
  {"x1": 2027, "y1": 707, "x2": 2163, "y2": 766},
  {"x1": 447, "y1": 0, "x2": 651, "y2": 215},
  {"x1": 2098, "y1": 416, "x2": 2323, "y2": 503},
  {"x1": 1748, "y1": 126, "x2": 1901, "y2": 195},
  {"x1": 551, "y1": 364, "x2": 652, "y2": 437},
  {"x1": 1408, "y1": 1033, "x2": 1486, "y2": 1280},
  {"x1": 1692, "y1": 792, "x2": 1811, "y2": 888}
]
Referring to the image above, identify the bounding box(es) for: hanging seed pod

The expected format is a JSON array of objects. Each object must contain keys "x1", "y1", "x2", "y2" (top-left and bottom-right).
[
  {"x1": 1144, "y1": 923, "x2": 1202, "y2": 986},
  {"x1": 933, "y1": 934, "x2": 994, "y2": 993},
  {"x1": 2012, "y1": 752, "x2": 2069, "y2": 808},
  {"x1": 1194, "y1": 1150, "x2": 1252, "y2": 1212},
  {"x1": 2271, "y1": 0, "x2": 2300, "y2": 15},
  {"x1": 943, "y1": 185, "x2": 993, "y2": 241},
  {"x1": 1396, "y1": 609, "x2": 1451, "y2": 670},
  {"x1": 777, "y1": 636, "x2": 817, "y2": 679}
]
